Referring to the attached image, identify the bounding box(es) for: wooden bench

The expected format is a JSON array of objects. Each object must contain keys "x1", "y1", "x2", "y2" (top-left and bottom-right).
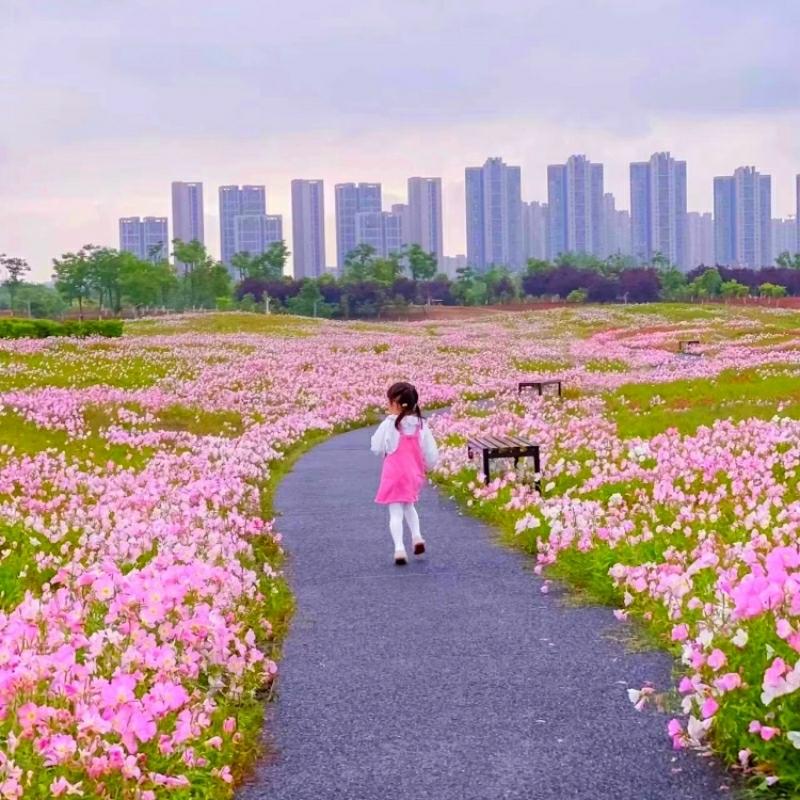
[
  {"x1": 678, "y1": 339, "x2": 702, "y2": 356},
  {"x1": 518, "y1": 379, "x2": 562, "y2": 397},
  {"x1": 467, "y1": 435, "x2": 542, "y2": 490}
]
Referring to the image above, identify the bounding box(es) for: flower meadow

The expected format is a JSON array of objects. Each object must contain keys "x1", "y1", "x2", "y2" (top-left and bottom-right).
[{"x1": 0, "y1": 305, "x2": 798, "y2": 796}]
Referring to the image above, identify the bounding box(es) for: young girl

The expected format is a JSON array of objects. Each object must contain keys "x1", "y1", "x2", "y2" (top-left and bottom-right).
[{"x1": 371, "y1": 381, "x2": 439, "y2": 565}]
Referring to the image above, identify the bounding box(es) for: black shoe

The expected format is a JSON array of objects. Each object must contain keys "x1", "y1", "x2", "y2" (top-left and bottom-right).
[{"x1": 413, "y1": 541, "x2": 426, "y2": 556}]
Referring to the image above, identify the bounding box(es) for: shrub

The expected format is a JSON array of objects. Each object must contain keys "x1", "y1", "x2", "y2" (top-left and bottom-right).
[{"x1": 0, "y1": 318, "x2": 122, "y2": 339}]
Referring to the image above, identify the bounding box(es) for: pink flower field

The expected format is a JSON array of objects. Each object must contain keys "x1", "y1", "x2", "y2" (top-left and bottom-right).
[{"x1": 0, "y1": 305, "x2": 799, "y2": 797}]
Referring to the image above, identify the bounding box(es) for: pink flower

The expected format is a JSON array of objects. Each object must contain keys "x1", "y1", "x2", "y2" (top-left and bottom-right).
[
  {"x1": 706, "y1": 649, "x2": 727, "y2": 670},
  {"x1": 671, "y1": 624, "x2": 689, "y2": 642},
  {"x1": 701, "y1": 697, "x2": 719, "y2": 719}
]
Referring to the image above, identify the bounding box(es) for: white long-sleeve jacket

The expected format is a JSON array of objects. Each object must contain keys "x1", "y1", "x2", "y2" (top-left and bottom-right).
[{"x1": 370, "y1": 415, "x2": 439, "y2": 470}]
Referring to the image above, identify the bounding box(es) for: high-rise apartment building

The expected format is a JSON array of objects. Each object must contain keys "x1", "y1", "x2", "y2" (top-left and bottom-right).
[
  {"x1": 391, "y1": 204, "x2": 410, "y2": 247},
  {"x1": 233, "y1": 215, "x2": 283, "y2": 263},
  {"x1": 171, "y1": 182, "x2": 205, "y2": 246},
  {"x1": 771, "y1": 218, "x2": 796, "y2": 263},
  {"x1": 219, "y1": 185, "x2": 266, "y2": 266},
  {"x1": 291, "y1": 180, "x2": 326, "y2": 279},
  {"x1": 630, "y1": 153, "x2": 687, "y2": 269},
  {"x1": 714, "y1": 167, "x2": 771, "y2": 268},
  {"x1": 407, "y1": 177, "x2": 444, "y2": 264},
  {"x1": 602, "y1": 194, "x2": 631, "y2": 258},
  {"x1": 521, "y1": 201, "x2": 548, "y2": 261},
  {"x1": 465, "y1": 157, "x2": 523, "y2": 270},
  {"x1": 686, "y1": 212, "x2": 714, "y2": 268},
  {"x1": 354, "y1": 209, "x2": 405, "y2": 258},
  {"x1": 547, "y1": 155, "x2": 604, "y2": 260},
  {"x1": 441, "y1": 254, "x2": 467, "y2": 278},
  {"x1": 119, "y1": 217, "x2": 169, "y2": 262},
  {"x1": 335, "y1": 183, "x2": 382, "y2": 269}
]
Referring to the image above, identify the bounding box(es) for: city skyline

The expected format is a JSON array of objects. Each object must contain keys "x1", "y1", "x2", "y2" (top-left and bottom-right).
[
  {"x1": 4, "y1": 2, "x2": 800, "y2": 279},
  {"x1": 116, "y1": 159, "x2": 798, "y2": 279}
]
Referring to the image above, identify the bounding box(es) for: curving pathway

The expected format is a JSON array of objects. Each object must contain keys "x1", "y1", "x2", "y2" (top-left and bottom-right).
[{"x1": 238, "y1": 426, "x2": 728, "y2": 800}]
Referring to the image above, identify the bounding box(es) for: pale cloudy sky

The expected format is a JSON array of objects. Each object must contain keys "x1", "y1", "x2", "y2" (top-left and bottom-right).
[{"x1": 2, "y1": 0, "x2": 799, "y2": 278}]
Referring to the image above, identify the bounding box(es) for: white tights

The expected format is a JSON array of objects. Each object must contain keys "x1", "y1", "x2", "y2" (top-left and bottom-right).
[{"x1": 388, "y1": 502, "x2": 422, "y2": 553}]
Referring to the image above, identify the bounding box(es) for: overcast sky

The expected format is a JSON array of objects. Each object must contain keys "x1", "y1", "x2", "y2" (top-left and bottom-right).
[{"x1": 2, "y1": 0, "x2": 799, "y2": 278}]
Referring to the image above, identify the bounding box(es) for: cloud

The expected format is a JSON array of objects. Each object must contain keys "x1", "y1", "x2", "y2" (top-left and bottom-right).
[{"x1": 1, "y1": 0, "x2": 799, "y2": 276}]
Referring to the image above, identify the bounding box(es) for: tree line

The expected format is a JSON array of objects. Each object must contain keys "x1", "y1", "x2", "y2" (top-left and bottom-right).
[{"x1": 0, "y1": 241, "x2": 799, "y2": 319}]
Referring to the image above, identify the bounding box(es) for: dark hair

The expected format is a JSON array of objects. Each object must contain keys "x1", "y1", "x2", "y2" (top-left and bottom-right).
[{"x1": 387, "y1": 381, "x2": 423, "y2": 430}]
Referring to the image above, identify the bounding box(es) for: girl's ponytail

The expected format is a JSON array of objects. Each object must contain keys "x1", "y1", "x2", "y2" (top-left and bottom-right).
[{"x1": 387, "y1": 382, "x2": 423, "y2": 430}]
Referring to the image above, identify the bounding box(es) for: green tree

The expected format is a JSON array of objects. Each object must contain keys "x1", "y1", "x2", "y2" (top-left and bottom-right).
[
  {"x1": 120, "y1": 256, "x2": 177, "y2": 312},
  {"x1": 5, "y1": 283, "x2": 66, "y2": 318},
  {"x1": 343, "y1": 244, "x2": 378, "y2": 282},
  {"x1": 566, "y1": 287, "x2": 589, "y2": 303},
  {"x1": 525, "y1": 258, "x2": 552, "y2": 274},
  {"x1": 370, "y1": 253, "x2": 404, "y2": 285},
  {"x1": 172, "y1": 239, "x2": 211, "y2": 306},
  {"x1": 720, "y1": 279, "x2": 749, "y2": 300},
  {"x1": 776, "y1": 252, "x2": 800, "y2": 269},
  {"x1": 759, "y1": 282, "x2": 787, "y2": 300},
  {"x1": 287, "y1": 280, "x2": 335, "y2": 318},
  {"x1": 0, "y1": 255, "x2": 31, "y2": 309},
  {"x1": 53, "y1": 246, "x2": 95, "y2": 319},
  {"x1": 691, "y1": 267, "x2": 723, "y2": 299},
  {"x1": 261, "y1": 241, "x2": 290, "y2": 279},
  {"x1": 554, "y1": 252, "x2": 605, "y2": 271},
  {"x1": 405, "y1": 244, "x2": 437, "y2": 284},
  {"x1": 451, "y1": 266, "x2": 488, "y2": 306},
  {"x1": 86, "y1": 247, "x2": 126, "y2": 312},
  {"x1": 650, "y1": 252, "x2": 672, "y2": 271},
  {"x1": 484, "y1": 266, "x2": 517, "y2": 304}
]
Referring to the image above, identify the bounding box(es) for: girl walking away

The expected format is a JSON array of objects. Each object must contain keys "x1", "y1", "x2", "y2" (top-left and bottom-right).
[{"x1": 371, "y1": 382, "x2": 439, "y2": 565}]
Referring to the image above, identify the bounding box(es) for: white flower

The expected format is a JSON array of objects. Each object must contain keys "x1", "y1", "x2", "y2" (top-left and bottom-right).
[
  {"x1": 787, "y1": 731, "x2": 800, "y2": 749},
  {"x1": 732, "y1": 628, "x2": 748, "y2": 648},
  {"x1": 697, "y1": 628, "x2": 713, "y2": 647}
]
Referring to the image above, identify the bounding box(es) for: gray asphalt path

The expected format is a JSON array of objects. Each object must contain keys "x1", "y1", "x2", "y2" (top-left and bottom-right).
[{"x1": 238, "y1": 426, "x2": 727, "y2": 800}]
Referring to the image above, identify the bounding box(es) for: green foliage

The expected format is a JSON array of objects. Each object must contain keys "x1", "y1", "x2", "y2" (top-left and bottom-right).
[
  {"x1": 720, "y1": 279, "x2": 749, "y2": 299},
  {"x1": 0, "y1": 254, "x2": 31, "y2": 307},
  {"x1": 405, "y1": 243, "x2": 437, "y2": 282},
  {"x1": 0, "y1": 318, "x2": 121, "y2": 339},
  {"x1": 566, "y1": 287, "x2": 589, "y2": 303},
  {"x1": 230, "y1": 241, "x2": 290, "y2": 281},
  {"x1": 759, "y1": 282, "x2": 787, "y2": 299},
  {"x1": 286, "y1": 281, "x2": 336, "y2": 318},
  {"x1": 775, "y1": 251, "x2": 800, "y2": 269}
]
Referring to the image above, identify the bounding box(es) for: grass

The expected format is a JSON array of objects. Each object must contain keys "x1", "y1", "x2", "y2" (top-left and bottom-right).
[
  {"x1": 125, "y1": 312, "x2": 318, "y2": 337},
  {"x1": 0, "y1": 346, "x2": 190, "y2": 390},
  {"x1": 606, "y1": 367, "x2": 800, "y2": 438}
]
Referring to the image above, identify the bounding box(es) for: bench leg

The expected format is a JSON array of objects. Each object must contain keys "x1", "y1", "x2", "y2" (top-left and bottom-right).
[
  {"x1": 482, "y1": 451, "x2": 491, "y2": 484},
  {"x1": 533, "y1": 448, "x2": 542, "y2": 493}
]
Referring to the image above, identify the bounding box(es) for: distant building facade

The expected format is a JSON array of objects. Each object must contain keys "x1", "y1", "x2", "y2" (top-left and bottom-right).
[
  {"x1": 686, "y1": 211, "x2": 714, "y2": 268},
  {"x1": 441, "y1": 254, "x2": 467, "y2": 278},
  {"x1": 714, "y1": 166, "x2": 771, "y2": 268},
  {"x1": 407, "y1": 177, "x2": 444, "y2": 264},
  {"x1": 629, "y1": 153, "x2": 687, "y2": 269},
  {"x1": 547, "y1": 155, "x2": 604, "y2": 260},
  {"x1": 354, "y1": 209, "x2": 405, "y2": 258},
  {"x1": 335, "y1": 183, "x2": 382, "y2": 270},
  {"x1": 219, "y1": 185, "x2": 266, "y2": 267},
  {"x1": 119, "y1": 216, "x2": 169, "y2": 262},
  {"x1": 771, "y1": 217, "x2": 797, "y2": 263},
  {"x1": 521, "y1": 201, "x2": 548, "y2": 261},
  {"x1": 291, "y1": 179, "x2": 326, "y2": 279},
  {"x1": 465, "y1": 157, "x2": 523, "y2": 270},
  {"x1": 171, "y1": 182, "x2": 204, "y2": 246},
  {"x1": 233, "y1": 214, "x2": 283, "y2": 261},
  {"x1": 602, "y1": 193, "x2": 631, "y2": 258}
]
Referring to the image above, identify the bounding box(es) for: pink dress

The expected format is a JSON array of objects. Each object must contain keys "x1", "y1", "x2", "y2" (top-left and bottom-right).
[{"x1": 374, "y1": 426, "x2": 426, "y2": 504}]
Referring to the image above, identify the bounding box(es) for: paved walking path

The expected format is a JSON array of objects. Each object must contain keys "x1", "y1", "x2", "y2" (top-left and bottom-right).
[{"x1": 238, "y1": 426, "x2": 726, "y2": 800}]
